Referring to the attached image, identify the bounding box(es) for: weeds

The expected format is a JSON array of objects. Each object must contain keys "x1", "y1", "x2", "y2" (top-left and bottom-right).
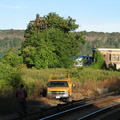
[{"x1": 1, "y1": 67, "x2": 120, "y2": 114}]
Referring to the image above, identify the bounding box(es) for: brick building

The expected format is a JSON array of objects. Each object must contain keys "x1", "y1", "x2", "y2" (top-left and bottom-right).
[{"x1": 92, "y1": 48, "x2": 120, "y2": 69}]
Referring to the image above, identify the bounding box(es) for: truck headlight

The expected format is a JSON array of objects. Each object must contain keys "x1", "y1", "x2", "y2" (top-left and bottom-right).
[{"x1": 64, "y1": 91, "x2": 68, "y2": 95}]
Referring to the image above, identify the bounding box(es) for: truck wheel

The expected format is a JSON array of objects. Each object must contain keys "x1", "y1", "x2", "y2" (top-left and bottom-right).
[
  {"x1": 60, "y1": 98, "x2": 67, "y2": 102},
  {"x1": 66, "y1": 97, "x2": 72, "y2": 102}
]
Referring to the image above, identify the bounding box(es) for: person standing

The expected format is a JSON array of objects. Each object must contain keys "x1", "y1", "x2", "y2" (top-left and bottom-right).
[{"x1": 16, "y1": 84, "x2": 28, "y2": 115}]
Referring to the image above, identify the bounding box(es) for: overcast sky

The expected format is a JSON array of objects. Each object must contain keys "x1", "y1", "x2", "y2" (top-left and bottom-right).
[{"x1": 0, "y1": 0, "x2": 120, "y2": 33}]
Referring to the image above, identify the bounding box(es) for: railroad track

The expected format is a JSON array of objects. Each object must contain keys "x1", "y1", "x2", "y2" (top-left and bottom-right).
[
  {"x1": 39, "y1": 95, "x2": 120, "y2": 120},
  {"x1": 11, "y1": 92, "x2": 119, "y2": 120}
]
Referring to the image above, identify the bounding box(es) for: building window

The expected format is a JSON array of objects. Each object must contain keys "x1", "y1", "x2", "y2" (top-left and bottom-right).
[
  {"x1": 116, "y1": 54, "x2": 119, "y2": 61},
  {"x1": 103, "y1": 54, "x2": 106, "y2": 57},
  {"x1": 112, "y1": 54, "x2": 115, "y2": 61},
  {"x1": 111, "y1": 54, "x2": 119, "y2": 61},
  {"x1": 109, "y1": 54, "x2": 111, "y2": 61}
]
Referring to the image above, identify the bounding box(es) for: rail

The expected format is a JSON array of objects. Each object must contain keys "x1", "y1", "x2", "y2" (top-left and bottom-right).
[
  {"x1": 39, "y1": 95, "x2": 120, "y2": 120},
  {"x1": 78, "y1": 102, "x2": 120, "y2": 120},
  {"x1": 10, "y1": 92, "x2": 116, "y2": 120}
]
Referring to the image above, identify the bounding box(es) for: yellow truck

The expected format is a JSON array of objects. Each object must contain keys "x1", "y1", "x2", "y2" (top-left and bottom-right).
[{"x1": 47, "y1": 74, "x2": 74, "y2": 102}]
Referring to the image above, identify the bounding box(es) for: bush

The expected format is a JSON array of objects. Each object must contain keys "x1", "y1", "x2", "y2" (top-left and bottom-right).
[
  {"x1": 91, "y1": 50, "x2": 106, "y2": 69},
  {"x1": 0, "y1": 49, "x2": 23, "y2": 67},
  {"x1": 8, "y1": 71, "x2": 23, "y2": 88},
  {"x1": 0, "y1": 62, "x2": 23, "y2": 90}
]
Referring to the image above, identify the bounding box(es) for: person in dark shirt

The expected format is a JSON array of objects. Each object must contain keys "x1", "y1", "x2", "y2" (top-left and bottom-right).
[{"x1": 16, "y1": 84, "x2": 28, "y2": 115}]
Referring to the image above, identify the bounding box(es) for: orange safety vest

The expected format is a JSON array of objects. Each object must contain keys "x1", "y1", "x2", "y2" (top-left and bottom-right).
[{"x1": 18, "y1": 89, "x2": 25, "y2": 98}]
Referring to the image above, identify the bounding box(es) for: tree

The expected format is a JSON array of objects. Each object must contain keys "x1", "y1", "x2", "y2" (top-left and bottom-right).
[
  {"x1": 44, "y1": 13, "x2": 79, "y2": 33},
  {"x1": 91, "y1": 50, "x2": 106, "y2": 69},
  {"x1": 0, "y1": 62, "x2": 23, "y2": 89},
  {"x1": 0, "y1": 49, "x2": 23, "y2": 67},
  {"x1": 21, "y1": 13, "x2": 85, "y2": 68}
]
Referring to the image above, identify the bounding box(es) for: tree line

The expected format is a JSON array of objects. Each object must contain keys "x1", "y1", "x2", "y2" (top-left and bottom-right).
[
  {"x1": 1, "y1": 30, "x2": 120, "y2": 56},
  {"x1": 79, "y1": 31, "x2": 120, "y2": 56},
  {"x1": 0, "y1": 13, "x2": 120, "y2": 69}
]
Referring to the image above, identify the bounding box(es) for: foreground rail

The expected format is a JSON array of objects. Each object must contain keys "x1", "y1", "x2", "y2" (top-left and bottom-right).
[
  {"x1": 10, "y1": 92, "x2": 117, "y2": 120},
  {"x1": 78, "y1": 102, "x2": 120, "y2": 120},
  {"x1": 39, "y1": 95, "x2": 120, "y2": 120}
]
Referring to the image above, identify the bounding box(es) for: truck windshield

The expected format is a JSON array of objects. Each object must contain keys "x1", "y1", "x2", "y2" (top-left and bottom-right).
[{"x1": 48, "y1": 81, "x2": 68, "y2": 87}]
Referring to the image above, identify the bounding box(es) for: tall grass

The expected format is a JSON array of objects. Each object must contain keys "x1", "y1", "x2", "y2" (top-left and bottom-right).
[
  {"x1": 69, "y1": 67, "x2": 120, "y2": 82},
  {"x1": 1, "y1": 67, "x2": 120, "y2": 114},
  {"x1": 21, "y1": 68, "x2": 69, "y2": 98},
  {"x1": 21, "y1": 68, "x2": 69, "y2": 84},
  {"x1": 20, "y1": 67, "x2": 120, "y2": 99}
]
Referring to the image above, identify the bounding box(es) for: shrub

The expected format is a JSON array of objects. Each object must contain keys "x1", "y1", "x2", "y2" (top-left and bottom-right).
[
  {"x1": 0, "y1": 49, "x2": 23, "y2": 67},
  {"x1": 0, "y1": 62, "x2": 23, "y2": 90},
  {"x1": 8, "y1": 71, "x2": 23, "y2": 88},
  {"x1": 91, "y1": 50, "x2": 106, "y2": 69}
]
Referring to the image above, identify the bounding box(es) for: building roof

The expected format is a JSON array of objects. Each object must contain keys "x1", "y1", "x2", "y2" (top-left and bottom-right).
[{"x1": 93, "y1": 48, "x2": 120, "y2": 51}]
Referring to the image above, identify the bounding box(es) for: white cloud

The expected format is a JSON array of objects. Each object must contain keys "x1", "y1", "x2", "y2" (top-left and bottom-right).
[{"x1": 0, "y1": 4, "x2": 27, "y2": 9}]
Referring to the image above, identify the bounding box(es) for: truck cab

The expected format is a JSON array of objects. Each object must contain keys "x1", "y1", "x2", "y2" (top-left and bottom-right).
[{"x1": 47, "y1": 74, "x2": 73, "y2": 102}]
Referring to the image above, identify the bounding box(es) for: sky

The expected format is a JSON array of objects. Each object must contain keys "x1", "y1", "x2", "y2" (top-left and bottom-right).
[{"x1": 0, "y1": 0, "x2": 120, "y2": 33}]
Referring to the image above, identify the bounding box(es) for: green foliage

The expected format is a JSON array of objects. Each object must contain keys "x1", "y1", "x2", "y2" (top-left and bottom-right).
[
  {"x1": 70, "y1": 67, "x2": 84, "y2": 82},
  {"x1": 1, "y1": 30, "x2": 120, "y2": 56},
  {"x1": 0, "y1": 62, "x2": 23, "y2": 90},
  {"x1": 69, "y1": 67, "x2": 120, "y2": 83},
  {"x1": 20, "y1": 67, "x2": 120, "y2": 88},
  {"x1": 80, "y1": 31, "x2": 120, "y2": 56},
  {"x1": 27, "y1": 82, "x2": 35, "y2": 95},
  {"x1": 21, "y1": 13, "x2": 85, "y2": 69},
  {"x1": 44, "y1": 12, "x2": 79, "y2": 32},
  {"x1": 21, "y1": 46, "x2": 36, "y2": 68},
  {"x1": 1, "y1": 67, "x2": 120, "y2": 114},
  {"x1": 0, "y1": 49, "x2": 23, "y2": 67},
  {"x1": 8, "y1": 71, "x2": 23, "y2": 88},
  {"x1": 0, "y1": 37, "x2": 23, "y2": 54},
  {"x1": 0, "y1": 63, "x2": 13, "y2": 83},
  {"x1": 91, "y1": 50, "x2": 106, "y2": 69}
]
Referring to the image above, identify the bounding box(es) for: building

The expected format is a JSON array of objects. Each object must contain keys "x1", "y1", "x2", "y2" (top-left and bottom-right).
[{"x1": 92, "y1": 48, "x2": 120, "y2": 69}]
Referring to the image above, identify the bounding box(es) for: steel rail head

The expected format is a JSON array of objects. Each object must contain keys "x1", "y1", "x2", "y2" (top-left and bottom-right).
[
  {"x1": 77, "y1": 102, "x2": 120, "y2": 120},
  {"x1": 10, "y1": 92, "x2": 116, "y2": 120},
  {"x1": 38, "y1": 95, "x2": 120, "y2": 120}
]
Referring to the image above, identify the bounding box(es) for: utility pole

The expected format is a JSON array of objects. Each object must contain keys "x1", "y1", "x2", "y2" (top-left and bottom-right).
[{"x1": 30, "y1": 14, "x2": 47, "y2": 37}]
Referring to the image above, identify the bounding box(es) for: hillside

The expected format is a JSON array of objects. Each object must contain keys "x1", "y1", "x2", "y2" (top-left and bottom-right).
[
  {"x1": 0, "y1": 29, "x2": 24, "y2": 39},
  {"x1": 83, "y1": 31, "x2": 120, "y2": 42},
  {"x1": 0, "y1": 29, "x2": 120, "y2": 55},
  {"x1": 0, "y1": 29, "x2": 24, "y2": 54},
  {"x1": 80, "y1": 31, "x2": 120, "y2": 56}
]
